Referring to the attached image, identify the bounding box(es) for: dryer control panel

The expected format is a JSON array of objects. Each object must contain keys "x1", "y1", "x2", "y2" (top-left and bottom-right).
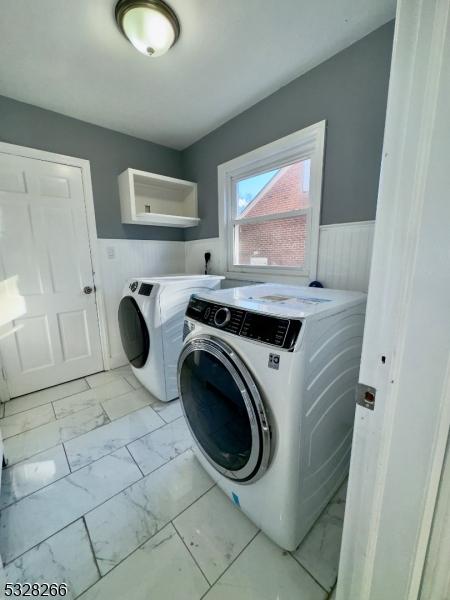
[
  {"x1": 128, "y1": 281, "x2": 154, "y2": 296},
  {"x1": 186, "y1": 296, "x2": 302, "y2": 350}
]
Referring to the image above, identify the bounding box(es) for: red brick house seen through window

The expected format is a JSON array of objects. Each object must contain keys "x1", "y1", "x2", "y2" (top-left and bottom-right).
[{"x1": 237, "y1": 160, "x2": 310, "y2": 267}]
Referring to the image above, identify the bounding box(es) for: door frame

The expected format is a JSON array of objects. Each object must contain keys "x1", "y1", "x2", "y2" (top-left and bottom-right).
[
  {"x1": 420, "y1": 435, "x2": 450, "y2": 599},
  {"x1": 337, "y1": 0, "x2": 450, "y2": 598},
  {"x1": 0, "y1": 141, "x2": 110, "y2": 398}
]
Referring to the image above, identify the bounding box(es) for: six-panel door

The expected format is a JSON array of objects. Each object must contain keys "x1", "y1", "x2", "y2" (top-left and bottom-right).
[{"x1": 0, "y1": 152, "x2": 103, "y2": 397}]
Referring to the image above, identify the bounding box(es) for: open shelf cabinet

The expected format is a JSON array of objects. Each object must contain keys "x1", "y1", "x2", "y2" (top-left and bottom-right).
[{"x1": 118, "y1": 168, "x2": 200, "y2": 228}]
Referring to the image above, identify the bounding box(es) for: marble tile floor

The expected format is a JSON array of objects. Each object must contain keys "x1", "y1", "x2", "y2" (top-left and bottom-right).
[{"x1": 0, "y1": 368, "x2": 342, "y2": 599}]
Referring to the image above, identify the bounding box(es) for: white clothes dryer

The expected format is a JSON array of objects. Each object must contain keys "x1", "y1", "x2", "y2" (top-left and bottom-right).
[
  {"x1": 118, "y1": 275, "x2": 223, "y2": 402},
  {"x1": 178, "y1": 283, "x2": 366, "y2": 549}
]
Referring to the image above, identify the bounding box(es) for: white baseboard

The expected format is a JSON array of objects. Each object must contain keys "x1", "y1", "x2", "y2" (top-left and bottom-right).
[{"x1": 108, "y1": 355, "x2": 129, "y2": 370}]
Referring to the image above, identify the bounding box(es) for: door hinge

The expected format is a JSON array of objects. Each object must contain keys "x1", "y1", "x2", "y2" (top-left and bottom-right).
[{"x1": 356, "y1": 383, "x2": 376, "y2": 411}]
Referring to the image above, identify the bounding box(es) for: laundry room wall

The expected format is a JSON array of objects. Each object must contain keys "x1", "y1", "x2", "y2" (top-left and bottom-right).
[
  {"x1": 98, "y1": 239, "x2": 186, "y2": 367},
  {"x1": 0, "y1": 94, "x2": 184, "y2": 242},
  {"x1": 182, "y1": 22, "x2": 393, "y2": 290},
  {"x1": 0, "y1": 95, "x2": 187, "y2": 367},
  {"x1": 181, "y1": 21, "x2": 394, "y2": 240},
  {"x1": 185, "y1": 221, "x2": 375, "y2": 292},
  {"x1": 0, "y1": 22, "x2": 393, "y2": 368}
]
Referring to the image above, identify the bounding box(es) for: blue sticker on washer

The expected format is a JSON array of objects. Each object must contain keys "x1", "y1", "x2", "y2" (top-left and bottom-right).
[{"x1": 232, "y1": 492, "x2": 240, "y2": 507}]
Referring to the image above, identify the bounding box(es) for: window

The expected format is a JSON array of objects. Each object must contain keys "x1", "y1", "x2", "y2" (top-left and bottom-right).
[
  {"x1": 235, "y1": 160, "x2": 310, "y2": 268},
  {"x1": 218, "y1": 121, "x2": 325, "y2": 282}
]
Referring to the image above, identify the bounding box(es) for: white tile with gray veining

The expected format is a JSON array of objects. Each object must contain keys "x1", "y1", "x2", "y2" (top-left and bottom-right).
[
  {"x1": 64, "y1": 406, "x2": 164, "y2": 470},
  {"x1": 174, "y1": 485, "x2": 258, "y2": 584},
  {"x1": 53, "y1": 388, "x2": 99, "y2": 419},
  {"x1": 203, "y1": 532, "x2": 327, "y2": 600},
  {"x1": 85, "y1": 450, "x2": 213, "y2": 575},
  {"x1": 3, "y1": 404, "x2": 109, "y2": 466},
  {"x1": 151, "y1": 398, "x2": 183, "y2": 423},
  {"x1": 0, "y1": 372, "x2": 346, "y2": 599},
  {"x1": 3, "y1": 422, "x2": 63, "y2": 467},
  {"x1": 4, "y1": 379, "x2": 89, "y2": 417},
  {"x1": 0, "y1": 445, "x2": 70, "y2": 509},
  {"x1": 0, "y1": 447, "x2": 141, "y2": 564},
  {"x1": 123, "y1": 373, "x2": 142, "y2": 390},
  {"x1": 101, "y1": 388, "x2": 153, "y2": 421},
  {"x1": 110, "y1": 365, "x2": 133, "y2": 378},
  {"x1": 127, "y1": 417, "x2": 192, "y2": 475},
  {"x1": 88, "y1": 378, "x2": 133, "y2": 402},
  {"x1": 52, "y1": 377, "x2": 132, "y2": 420},
  {"x1": 78, "y1": 524, "x2": 208, "y2": 600},
  {"x1": 0, "y1": 403, "x2": 55, "y2": 439},
  {"x1": 5, "y1": 520, "x2": 99, "y2": 599},
  {"x1": 86, "y1": 371, "x2": 123, "y2": 389},
  {"x1": 58, "y1": 405, "x2": 109, "y2": 444},
  {"x1": 293, "y1": 481, "x2": 347, "y2": 591}
]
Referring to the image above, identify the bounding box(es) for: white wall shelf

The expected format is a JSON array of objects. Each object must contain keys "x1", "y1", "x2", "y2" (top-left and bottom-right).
[{"x1": 118, "y1": 168, "x2": 199, "y2": 228}]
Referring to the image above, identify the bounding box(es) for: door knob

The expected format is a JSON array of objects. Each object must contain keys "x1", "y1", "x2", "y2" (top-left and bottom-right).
[{"x1": 83, "y1": 286, "x2": 93, "y2": 295}]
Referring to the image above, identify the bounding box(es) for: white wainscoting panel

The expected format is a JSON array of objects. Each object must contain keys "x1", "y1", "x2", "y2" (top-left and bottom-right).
[
  {"x1": 317, "y1": 221, "x2": 375, "y2": 292},
  {"x1": 97, "y1": 239, "x2": 185, "y2": 368},
  {"x1": 185, "y1": 221, "x2": 375, "y2": 293},
  {"x1": 184, "y1": 237, "x2": 225, "y2": 276},
  {"x1": 99, "y1": 223, "x2": 374, "y2": 369}
]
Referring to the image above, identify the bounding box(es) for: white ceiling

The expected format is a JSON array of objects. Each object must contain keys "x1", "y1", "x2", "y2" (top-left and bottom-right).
[{"x1": 0, "y1": 0, "x2": 395, "y2": 149}]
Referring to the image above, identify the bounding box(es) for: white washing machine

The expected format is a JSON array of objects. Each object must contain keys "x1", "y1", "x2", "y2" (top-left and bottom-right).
[
  {"x1": 178, "y1": 283, "x2": 366, "y2": 550},
  {"x1": 118, "y1": 275, "x2": 223, "y2": 402}
]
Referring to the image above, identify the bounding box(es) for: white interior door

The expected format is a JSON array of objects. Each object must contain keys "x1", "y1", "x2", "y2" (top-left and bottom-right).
[{"x1": 0, "y1": 151, "x2": 103, "y2": 397}]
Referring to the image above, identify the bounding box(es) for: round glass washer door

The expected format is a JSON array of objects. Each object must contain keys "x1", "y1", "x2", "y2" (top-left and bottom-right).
[
  {"x1": 118, "y1": 296, "x2": 150, "y2": 368},
  {"x1": 178, "y1": 336, "x2": 271, "y2": 483}
]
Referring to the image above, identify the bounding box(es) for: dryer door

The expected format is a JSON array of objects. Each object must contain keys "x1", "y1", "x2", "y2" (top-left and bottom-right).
[
  {"x1": 118, "y1": 296, "x2": 149, "y2": 368},
  {"x1": 178, "y1": 336, "x2": 271, "y2": 483}
]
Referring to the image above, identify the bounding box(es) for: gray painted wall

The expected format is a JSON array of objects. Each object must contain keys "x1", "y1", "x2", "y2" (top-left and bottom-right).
[
  {"x1": 0, "y1": 95, "x2": 184, "y2": 241},
  {"x1": 182, "y1": 21, "x2": 394, "y2": 241},
  {"x1": 0, "y1": 21, "x2": 393, "y2": 243}
]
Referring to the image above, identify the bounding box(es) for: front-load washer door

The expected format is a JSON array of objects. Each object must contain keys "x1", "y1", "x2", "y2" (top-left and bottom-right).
[
  {"x1": 178, "y1": 335, "x2": 271, "y2": 483},
  {"x1": 118, "y1": 296, "x2": 149, "y2": 368}
]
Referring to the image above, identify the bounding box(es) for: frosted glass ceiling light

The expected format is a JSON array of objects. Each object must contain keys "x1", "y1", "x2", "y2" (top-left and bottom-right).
[{"x1": 115, "y1": 0, "x2": 180, "y2": 57}]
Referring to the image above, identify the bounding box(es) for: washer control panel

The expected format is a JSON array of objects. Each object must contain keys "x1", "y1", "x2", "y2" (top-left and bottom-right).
[
  {"x1": 187, "y1": 299, "x2": 245, "y2": 336},
  {"x1": 186, "y1": 296, "x2": 302, "y2": 351}
]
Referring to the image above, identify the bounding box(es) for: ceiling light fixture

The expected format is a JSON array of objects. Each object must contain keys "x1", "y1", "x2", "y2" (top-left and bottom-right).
[{"x1": 115, "y1": 0, "x2": 180, "y2": 58}]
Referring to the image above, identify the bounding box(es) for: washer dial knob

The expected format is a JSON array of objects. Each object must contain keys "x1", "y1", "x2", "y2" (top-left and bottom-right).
[{"x1": 214, "y1": 307, "x2": 231, "y2": 327}]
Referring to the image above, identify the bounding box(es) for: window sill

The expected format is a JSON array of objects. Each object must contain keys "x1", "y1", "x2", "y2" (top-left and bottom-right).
[{"x1": 224, "y1": 270, "x2": 311, "y2": 286}]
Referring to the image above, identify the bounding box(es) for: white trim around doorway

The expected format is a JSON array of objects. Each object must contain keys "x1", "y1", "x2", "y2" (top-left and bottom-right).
[
  {"x1": 337, "y1": 0, "x2": 450, "y2": 598},
  {"x1": 0, "y1": 141, "x2": 110, "y2": 391}
]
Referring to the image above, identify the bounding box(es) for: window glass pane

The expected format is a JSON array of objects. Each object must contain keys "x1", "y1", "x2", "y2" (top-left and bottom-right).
[
  {"x1": 234, "y1": 215, "x2": 308, "y2": 268},
  {"x1": 236, "y1": 159, "x2": 311, "y2": 218}
]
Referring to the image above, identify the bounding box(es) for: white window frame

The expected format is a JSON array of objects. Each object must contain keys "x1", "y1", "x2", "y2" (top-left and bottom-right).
[{"x1": 218, "y1": 120, "x2": 326, "y2": 284}]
